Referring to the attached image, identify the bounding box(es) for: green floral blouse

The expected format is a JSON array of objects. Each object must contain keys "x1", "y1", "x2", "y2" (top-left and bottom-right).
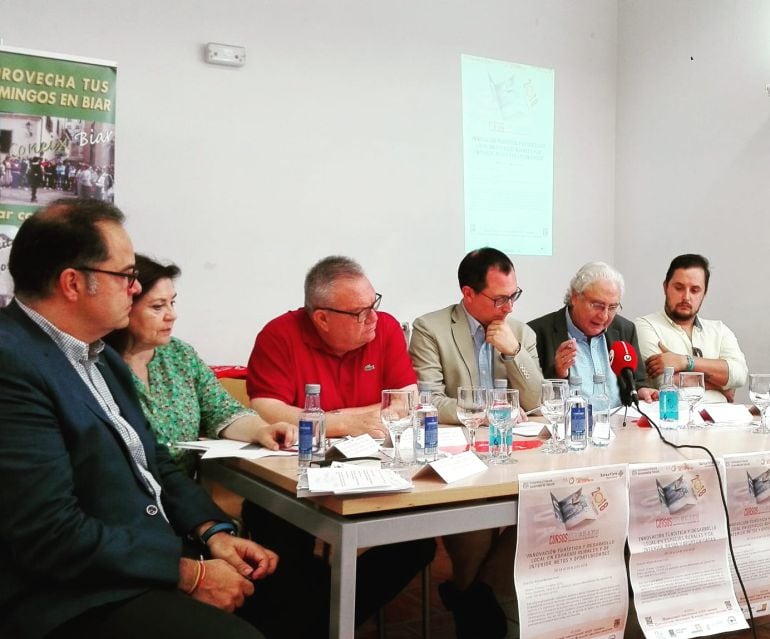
[{"x1": 130, "y1": 337, "x2": 253, "y2": 476}]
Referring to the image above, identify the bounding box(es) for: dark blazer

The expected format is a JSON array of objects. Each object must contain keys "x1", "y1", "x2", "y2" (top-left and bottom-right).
[
  {"x1": 527, "y1": 307, "x2": 646, "y2": 396},
  {"x1": 0, "y1": 301, "x2": 227, "y2": 638}
]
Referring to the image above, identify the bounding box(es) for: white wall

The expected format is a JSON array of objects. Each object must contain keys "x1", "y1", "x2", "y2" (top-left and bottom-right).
[
  {"x1": 616, "y1": 0, "x2": 770, "y2": 399},
  {"x1": 1, "y1": 0, "x2": 618, "y2": 364}
]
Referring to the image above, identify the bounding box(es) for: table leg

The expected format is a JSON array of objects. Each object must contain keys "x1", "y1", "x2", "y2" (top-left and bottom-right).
[{"x1": 330, "y1": 522, "x2": 358, "y2": 638}]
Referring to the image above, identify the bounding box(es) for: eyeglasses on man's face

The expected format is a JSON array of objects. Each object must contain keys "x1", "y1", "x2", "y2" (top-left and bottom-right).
[
  {"x1": 316, "y1": 293, "x2": 382, "y2": 323},
  {"x1": 582, "y1": 295, "x2": 622, "y2": 315},
  {"x1": 73, "y1": 266, "x2": 140, "y2": 288},
  {"x1": 480, "y1": 288, "x2": 523, "y2": 308}
]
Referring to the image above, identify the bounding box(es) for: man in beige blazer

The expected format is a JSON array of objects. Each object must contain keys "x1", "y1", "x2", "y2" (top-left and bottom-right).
[
  {"x1": 409, "y1": 248, "x2": 543, "y2": 423},
  {"x1": 408, "y1": 247, "x2": 543, "y2": 639}
]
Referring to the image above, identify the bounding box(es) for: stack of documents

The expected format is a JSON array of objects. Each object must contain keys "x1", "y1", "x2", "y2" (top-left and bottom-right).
[{"x1": 298, "y1": 464, "x2": 413, "y2": 496}]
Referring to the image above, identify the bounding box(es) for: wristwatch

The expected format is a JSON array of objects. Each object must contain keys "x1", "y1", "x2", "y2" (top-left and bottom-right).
[{"x1": 198, "y1": 521, "x2": 237, "y2": 545}]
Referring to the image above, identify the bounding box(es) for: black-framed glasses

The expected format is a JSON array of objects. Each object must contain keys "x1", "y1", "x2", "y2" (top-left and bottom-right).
[
  {"x1": 480, "y1": 288, "x2": 523, "y2": 308},
  {"x1": 73, "y1": 266, "x2": 139, "y2": 288},
  {"x1": 316, "y1": 293, "x2": 382, "y2": 323}
]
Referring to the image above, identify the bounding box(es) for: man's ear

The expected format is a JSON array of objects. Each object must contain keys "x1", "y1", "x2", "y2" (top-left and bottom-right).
[
  {"x1": 310, "y1": 308, "x2": 330, "y2": 334},
  {"x1": 460, "y1": 285, "x2": 475, "y2": 304},
  {"x1": 58, "y1": 268, "x2": 85, "y2": 302}
]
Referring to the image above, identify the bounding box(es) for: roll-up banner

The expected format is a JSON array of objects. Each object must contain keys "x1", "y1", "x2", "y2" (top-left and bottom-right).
[{"x1": 0, "y1": 45, "x2": 117, "y2": 306}]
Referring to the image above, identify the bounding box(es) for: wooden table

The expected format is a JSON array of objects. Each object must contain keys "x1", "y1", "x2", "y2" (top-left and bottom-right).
[{"x1": 203, "y1": 419, "x2": 770, "y2": 638}]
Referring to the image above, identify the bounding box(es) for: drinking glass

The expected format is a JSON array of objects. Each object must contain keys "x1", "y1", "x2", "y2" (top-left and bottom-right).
[
  {"x1": 678, "y1": 372, "x2": 705, "y2": 428},
  {"x1": 541, "y1": 379, "x2": 569, "y2": 454},
  {"x1": 456, "y1": 386, "x2": 488, "y2": 455},
  {"x1": 381, "y1": 389, "x2": 415, "y2": 468},
  {"x1": 487, "y1": 388, "x2": 519, "y2": 464},
  {"x1": 749, "y1": 374, "x2": 770, "y2": 434}
]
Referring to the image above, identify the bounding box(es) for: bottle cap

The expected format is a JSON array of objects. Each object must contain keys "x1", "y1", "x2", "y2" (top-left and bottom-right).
[
  {"x1": 593, "y1": 373, "x2": 605, "y2": 383},
  {"x1": 304, "y1": 383, "x2": 321, "y2": 394},
  {"x1": 493, "y1": 378, "x2": 507, "y2": 389},
  {"x1": 417, "y1": 381, "x2": 433, "y2": 392},
  {"x1": 663, "y1": 366, "x2": 674, "y2": 375}
]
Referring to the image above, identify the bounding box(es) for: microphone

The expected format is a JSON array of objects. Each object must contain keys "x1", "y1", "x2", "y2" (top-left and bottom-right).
[{"x1": 609, "y1": 341, "x2": 639, "y2": 407}]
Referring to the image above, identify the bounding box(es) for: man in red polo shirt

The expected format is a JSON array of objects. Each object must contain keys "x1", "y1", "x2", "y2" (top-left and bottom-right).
[
  {"x1": 246, "y1": 255, "x2": 417, "y2": 434},
  {"x1": 241, "y1": 256, "x2": 434, "y2": 636}
]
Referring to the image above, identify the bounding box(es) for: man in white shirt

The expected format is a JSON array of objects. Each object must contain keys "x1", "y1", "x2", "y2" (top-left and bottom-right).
[{"x1": 634, "y1": 254, "x2": 747, "y2": 403}]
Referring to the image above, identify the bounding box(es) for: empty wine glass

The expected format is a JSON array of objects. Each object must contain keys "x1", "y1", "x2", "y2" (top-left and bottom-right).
[
  {"x1": 456, "y1": 386, "x2": 488, "y2": 455},
  {"x1": 749, "y1": 374, "x2": 770, "y2": 434},
  {"x1": 541, "y1": 379, "x2": 569, "y2": 454},
  {"x1": 487, "y1": 387, "x2": 519, "y2": 464},
  {"x1": 678, "y1": 372, "x2": 705, "y2": 428},
  {"x1": 381, "y1": 389, "x2": 415, "y2": 468}
]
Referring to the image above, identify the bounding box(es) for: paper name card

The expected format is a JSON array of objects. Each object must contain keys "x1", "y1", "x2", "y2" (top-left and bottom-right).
[
  {"x1": 429, "y1": 450, "x2": 487, "y2": 484},
  {"x1": 436, "y1": 426, "x2": 469, "y2": 453},
  {"x1": 513, "y1": 423, "x2": 549, "y2": 438},
  {"x1": 640, "y1": 401, "x2": 703, "y2": 428},
  {"x1": 334, "y1": 434, "x2": 380, "y2": 458},
  {"x1": 701, "y1": 403, "x2": 754, "y2": 425}
]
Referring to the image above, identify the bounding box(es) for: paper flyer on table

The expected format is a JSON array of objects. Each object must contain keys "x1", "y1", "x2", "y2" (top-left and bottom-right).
[
  {"x1": 723, "y1": 452, "x2": 770, "y2": 617},
  {"x1": 515, "y1": 464, "x2": 629, "y2": 639},
  {"x1": 628, "y1": 460, "x2": 747, "y2": 637},
  {"x1": 175, "y1": 440, "x2": 296, "y2": 459}
]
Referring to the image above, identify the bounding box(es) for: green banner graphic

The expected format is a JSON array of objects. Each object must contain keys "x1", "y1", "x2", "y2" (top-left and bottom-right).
[{"x1": 0, "y1": 46, "x2": 117, "y2": 305}]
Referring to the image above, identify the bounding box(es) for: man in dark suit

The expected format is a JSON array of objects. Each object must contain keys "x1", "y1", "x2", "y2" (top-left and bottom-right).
[
  {"x1": 528, "y1": 261, "x2": 656, "y2": 407},
  {"x1": 0, "y1": 199, "x2": 277, "y2": 639}
]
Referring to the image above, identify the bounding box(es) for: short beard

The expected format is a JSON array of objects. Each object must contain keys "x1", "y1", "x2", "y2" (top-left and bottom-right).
[{"x1": 665, "y1": 302, "x2": 697, "y2": 323}]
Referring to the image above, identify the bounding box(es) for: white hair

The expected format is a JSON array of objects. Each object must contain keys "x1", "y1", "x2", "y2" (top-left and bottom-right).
[{"x1": 563, "y1": 261, "x2": 625, "y2": 306}]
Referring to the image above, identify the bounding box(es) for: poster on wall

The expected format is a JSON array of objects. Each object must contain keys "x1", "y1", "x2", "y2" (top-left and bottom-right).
[{"x1": 0, "y1": 45, "x2": 117, "y2": 306}]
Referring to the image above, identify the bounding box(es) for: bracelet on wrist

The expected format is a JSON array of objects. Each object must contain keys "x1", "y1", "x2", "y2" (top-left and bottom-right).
[
  {"x1": 686, "y1": 354, "x2": 695, "y2": 371},
  {"x1": 186, "y1": 559, "x2": 205, "y2": 594},
  {"x1": 199, "y1": 521, "x2": 237, "y2": 546}
]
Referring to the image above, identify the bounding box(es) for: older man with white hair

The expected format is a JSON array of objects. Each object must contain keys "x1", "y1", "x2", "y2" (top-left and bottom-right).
[{"x1": 528, "y1": 261, "x2": 656, "y2": 407}]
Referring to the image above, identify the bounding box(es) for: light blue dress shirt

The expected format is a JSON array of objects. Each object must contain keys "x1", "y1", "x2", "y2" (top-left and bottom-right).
[
  {"x1": 565, "y1": 308, "x2": 622, "y2": 407},
  {"x1": 461, "y1": 303, "x2": 494, "y2": 389}
]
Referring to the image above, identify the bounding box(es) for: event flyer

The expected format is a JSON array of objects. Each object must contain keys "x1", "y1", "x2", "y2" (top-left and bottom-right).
[
  {"x1": 723, "y1": 452, "x2": 770, "y2": 618},
  {"x1": 628, "y1": 460, "x2": 747, "y2": 637},
  {"x1": 515, "y1": 464, "x2": 629, "y2": 639}
]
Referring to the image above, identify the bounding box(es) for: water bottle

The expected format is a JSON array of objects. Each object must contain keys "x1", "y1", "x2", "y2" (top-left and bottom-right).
[
  {"x1": 414, "y1": 382, "x2": 439, "y2": 464},
  {"x1": 487, "y1": 379, "x2": 509, "y2": 460},
  {"x1": 659, "y1": 366, "x2": 679, "y2": 428},
  {"x1": 298, "y1": 383, "x2": 325, "y2": 470},
  {"x1": 568, "y1": 375, "x2": 592, "y2": 436},
  {"x1": 565, "y1": 380, "x2": 588, "y2": 451},
  {"x1": 590, "y1": 373, "x2": 611, "y2": 447}
]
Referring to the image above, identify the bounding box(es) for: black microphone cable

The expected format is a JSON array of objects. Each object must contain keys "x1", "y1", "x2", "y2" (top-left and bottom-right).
[{"x1": 633, "y1": 398, "x2": 757, "y2": 639}]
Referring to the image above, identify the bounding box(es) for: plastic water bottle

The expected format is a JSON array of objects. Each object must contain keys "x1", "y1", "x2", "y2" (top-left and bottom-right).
[
  {"x1": 590, "y1": 373, "x2": 611, "y2": 447},
  {"x1": 565, "y1": 380, "x2": 588, "y2": 451},
  {"x1": 568, "y1": 375, "x2": 592, "y2": 435},
  {"x1": 414, "y1": 382, "x2": 439, "y2": 463},
  {"x1": 659, "y1": 366, "x2": 679, "y2": 428},
  {"x1": 298, "y1": 383, "x2": 325, "y2": 470}
]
